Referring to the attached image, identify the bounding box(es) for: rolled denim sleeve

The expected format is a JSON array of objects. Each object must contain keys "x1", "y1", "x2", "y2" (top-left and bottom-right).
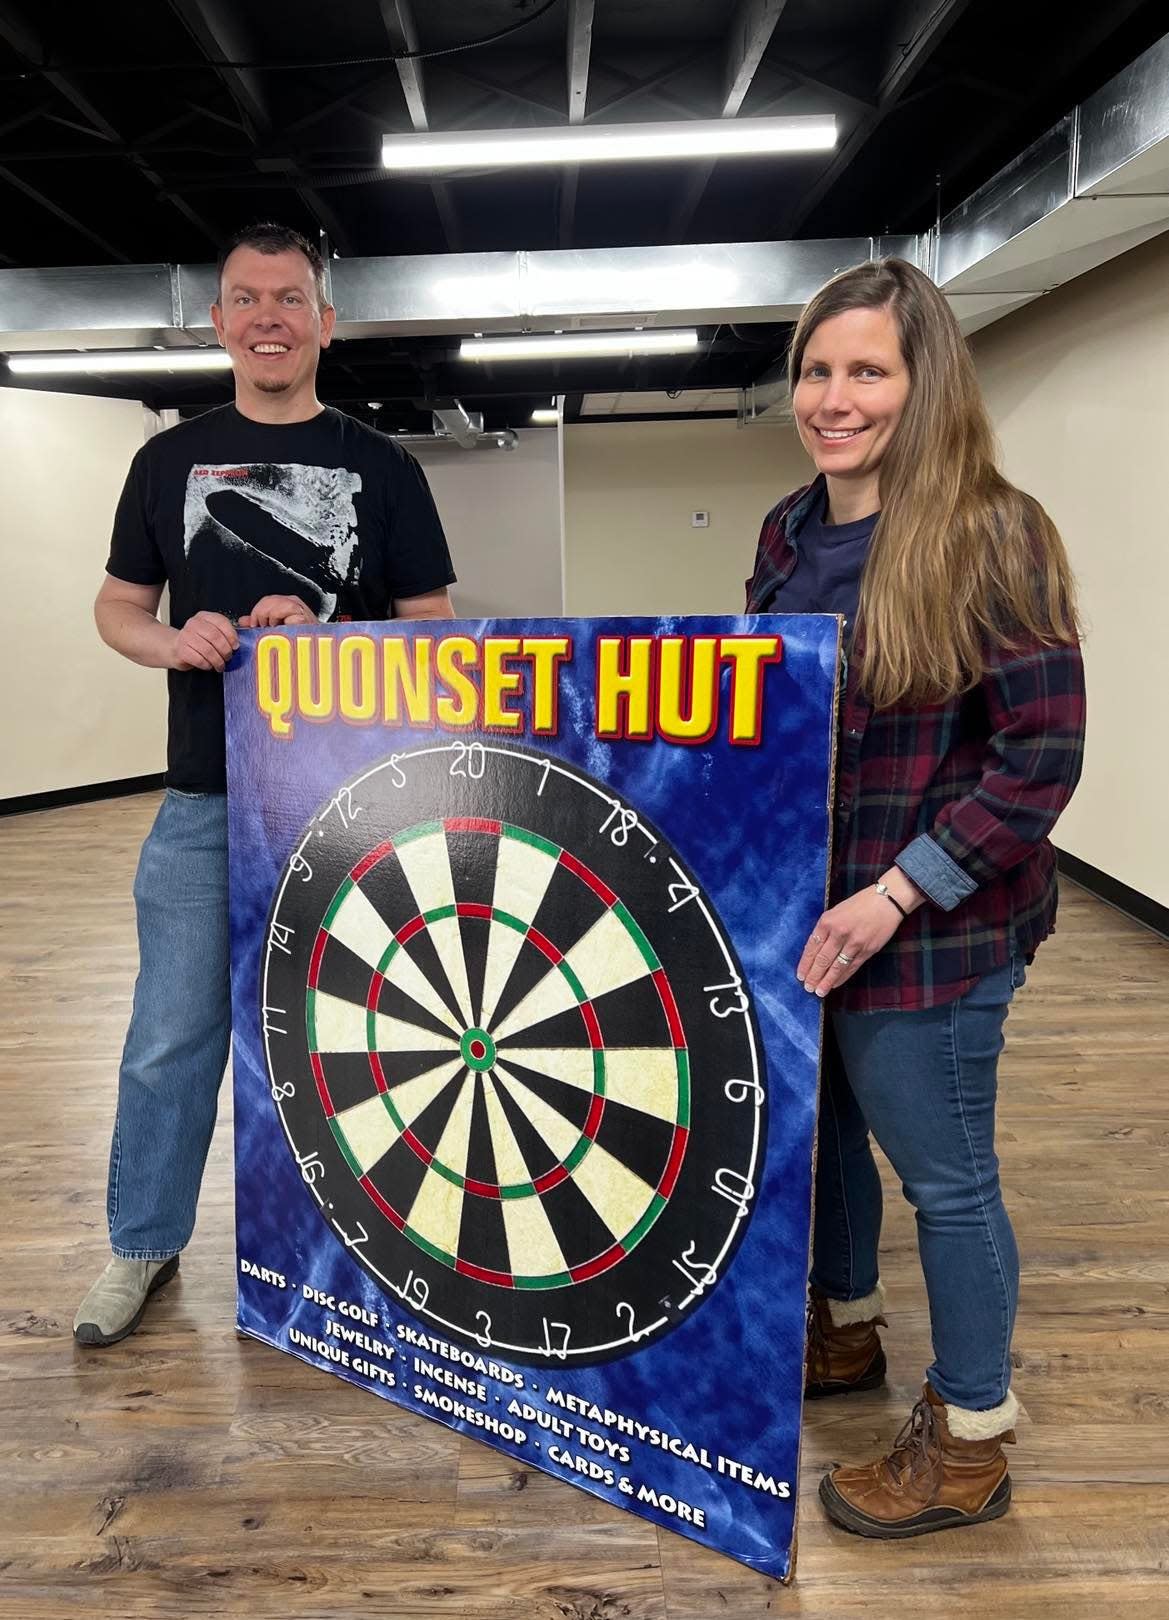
[{"x1": 896, "y1": 832, "x2": 979, "y2": 912}]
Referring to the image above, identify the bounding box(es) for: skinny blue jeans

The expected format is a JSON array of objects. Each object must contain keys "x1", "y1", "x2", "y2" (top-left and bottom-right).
[
  {"x1": 107, "y1": 790, "x2": 231, "y2": 1259},
  {"x1": 810, "y1": 958, "x2": 1024, "y2": 1411}
]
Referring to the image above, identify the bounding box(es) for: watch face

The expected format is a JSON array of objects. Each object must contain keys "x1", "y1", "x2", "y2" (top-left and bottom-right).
[{"x1": 262, "y1": 742, "x2": 767, "y2": 1366}]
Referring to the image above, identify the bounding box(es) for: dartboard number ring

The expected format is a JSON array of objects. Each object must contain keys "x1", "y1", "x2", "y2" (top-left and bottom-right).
[{"x1": 262, "y1": 742, "x2": 767, "y2": 1365}]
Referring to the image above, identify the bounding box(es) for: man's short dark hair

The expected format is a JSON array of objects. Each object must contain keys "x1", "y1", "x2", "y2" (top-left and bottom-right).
[{"x1": 216, "y1": 222, "x2": 328, "y2": 307}]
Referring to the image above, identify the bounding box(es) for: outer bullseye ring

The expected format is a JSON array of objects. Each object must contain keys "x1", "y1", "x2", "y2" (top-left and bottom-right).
[{"x1": 460, "y1": 1027, "x2": 496, "y2": 1071}]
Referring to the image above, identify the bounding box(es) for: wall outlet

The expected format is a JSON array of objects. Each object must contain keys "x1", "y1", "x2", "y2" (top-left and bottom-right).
[{"x1": 690, "y1": 510, "x2": 710, "y2": 528}]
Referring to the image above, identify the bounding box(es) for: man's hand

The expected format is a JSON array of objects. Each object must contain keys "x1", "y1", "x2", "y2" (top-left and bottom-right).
[
  {"x1": 171, "y1": 611, "x2": 239, "y2": 673},
  {"x1": 240, "y1": 594, "x2": 318, "y2": 628}
]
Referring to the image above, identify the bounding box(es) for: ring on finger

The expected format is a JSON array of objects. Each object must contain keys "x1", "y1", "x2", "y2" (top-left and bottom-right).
[{"x1": 835, "y1": 952, "x2": 853, "y2": 966}]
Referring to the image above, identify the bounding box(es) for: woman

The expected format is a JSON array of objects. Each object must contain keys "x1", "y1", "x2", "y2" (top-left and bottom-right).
[{"x1": 745, "y1": 258, "x2": 1085, "y2": 1538}]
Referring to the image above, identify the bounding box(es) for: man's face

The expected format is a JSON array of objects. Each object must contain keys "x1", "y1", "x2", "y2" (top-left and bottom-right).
[{"x1": 211, "y1": 246, "x2": 335, "y2": 398}]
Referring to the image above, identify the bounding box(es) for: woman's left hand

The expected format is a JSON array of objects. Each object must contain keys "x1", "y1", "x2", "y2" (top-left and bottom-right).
[{"x1": 797, "y1": 888, "x2": 906, "y2": 998}]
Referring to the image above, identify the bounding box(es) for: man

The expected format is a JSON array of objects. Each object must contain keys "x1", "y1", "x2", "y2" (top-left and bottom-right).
[{"x1": 74, "y1": 222, "x2": 456, "y2": 1346}]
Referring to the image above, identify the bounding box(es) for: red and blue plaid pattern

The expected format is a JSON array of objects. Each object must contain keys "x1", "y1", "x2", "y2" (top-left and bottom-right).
[{"x1": 747, "y1": 480, "x2": 1087, "y2": 1011}]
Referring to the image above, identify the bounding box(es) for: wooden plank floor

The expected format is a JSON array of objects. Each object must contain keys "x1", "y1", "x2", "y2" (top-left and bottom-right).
[{"x1": 1, "y1": 793, "x2": 1167, "y2": 1619}]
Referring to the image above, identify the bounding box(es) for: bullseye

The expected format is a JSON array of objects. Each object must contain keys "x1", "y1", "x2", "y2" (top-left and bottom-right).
[{"x1": 460, "y1": 1026, "x2": 497, "y2": 1072}]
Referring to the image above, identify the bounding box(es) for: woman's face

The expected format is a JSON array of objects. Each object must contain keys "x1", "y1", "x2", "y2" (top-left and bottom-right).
[{"x1": 792, "y1": 305, "x2": 910, "y2": 486}]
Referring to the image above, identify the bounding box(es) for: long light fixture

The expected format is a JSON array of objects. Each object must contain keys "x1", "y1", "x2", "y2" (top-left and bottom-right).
[
  {"x1": 529, "y1": 407, "x2": 560, "y2": 424},
  {"x1": 461, "y1": 330, "x2": 699, "y2": 363},
  {"x1": 383, "y1": 115, "x2": 836, "y2": 173},
  {"x1": 6, "y1": 349, "x2": 233, "y2": 376}
]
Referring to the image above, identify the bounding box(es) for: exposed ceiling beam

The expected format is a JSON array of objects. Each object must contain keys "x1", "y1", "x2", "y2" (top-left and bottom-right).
[
  {"x1": 756, "y1": 58, "x2": 877, "y2": 117},
  {"x1": 895, "y1": 0, "x2": 1154, "y2": 231},
  {"x1": 668, "y1": 0, "x2": 789, "y2": 241},
  {"x1": 168, "y1": 0, "x2": 354, "y2": 255},
  {"x1": 586, "y1": 49, "x2": 710, "y2": 122},
  {"x1": 566, "y1": 0, "x2": 595, "y2": 123},
  {"x1": 0, "y1": 0, "x2": 220, "y2": 251},
  {"x1": 723, "y1": 0, "x2": 790, "y2": 117},
  {"x1": 785, "y1": 0, "x2": 972, "y2": 235},
  {"x1": 448, "y1": 66, "x2": 566, "y2": 121},
  {"x1": 0, "y1": 162, "x2": 131, "y2": 260},
  {"x1": 378, "y1": 0, "x2": 462, "y2": 252},
  {"x1": 559, "y1": 0, "x2": 595, "y2": 248}
]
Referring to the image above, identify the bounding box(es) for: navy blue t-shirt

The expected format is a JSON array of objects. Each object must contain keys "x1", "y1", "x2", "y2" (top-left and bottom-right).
[{"x1": 771, "y1": 489, "x2": 877, "y2": 634}]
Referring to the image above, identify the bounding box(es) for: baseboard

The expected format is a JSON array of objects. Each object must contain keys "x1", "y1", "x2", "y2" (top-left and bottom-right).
[
  {"x1": 1056, "y1": 848, "x2": 1169, "y2": 941},
  {"x1": 0, "y1": 774, "x2": 165, "y2": 818}
]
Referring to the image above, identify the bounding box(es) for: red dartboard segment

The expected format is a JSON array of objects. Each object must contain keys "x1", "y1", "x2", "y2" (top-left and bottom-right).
[
  {"x1": 569, "y1": 1242, "x2": 627, "y2": 1284},
  {"x1": 456, "y1": 902, "x2": 493, "y2": 920},
  {"x1": 532, "y1": 1163, "x2": 570, "y2": 1195},
  {"x1": 308, "y1": 928, "x2": 328, "y2": 990},
  {"x1": 558, "y1": 848, "x2": 618, "y2": 907},
  {"x1": 582, "y1": 1093, "x2": 605, "y2": 1141},
  {"x1": 652, "y1": 968, "x2": 686, "y2": 1047},
  {"x1": 580, "y1": 1001, "x2": 604, "y2": 1050},
  {"x1": 350, "y1": 839, "x2": 396, "y2": 882},
  {"x1": 360, "y1": 1174, "x2": 406, "y2": 1231},
  {"x1": 401, "y1": 1128, "x2": 434, "y2": 1167},
  {"x1": 525, "y1": 924, "x2": 562, "y2": 965},
  {"x1": 395, "y1": 914, "x2": 427, "y2": 946},
  {"x1": 658, "y1": 1125, "x2": 690, "y2": 1199},
  {"x1": 444, "y1": 817, "x2": 502, "y2": 836},
  {"x1": 463, "y1": 1176, "x2": 503, "y2": 1200},
  {"x1": 456, "y1": 1257, "x2": 515, "y2": 1288},
  {"x1": 367, "y1": 1050, "x2": 389, "y2": 1094},
  {"x1": 310, "y1": 1051, "x2": 334, "y2": 1117}
]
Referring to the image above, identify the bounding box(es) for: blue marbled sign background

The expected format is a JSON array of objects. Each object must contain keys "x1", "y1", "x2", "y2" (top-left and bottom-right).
[{"x1": 225, "y1": 614, "x2": 838, "y2": 1580}]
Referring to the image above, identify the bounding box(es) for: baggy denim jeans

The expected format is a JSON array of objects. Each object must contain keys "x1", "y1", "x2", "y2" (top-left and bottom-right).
[
  {"x1": 810, "y1": 958, "x2": 1025, "y2": 1411},
  {"x1": 107, "y1": 790, "x2": 231, "y2": 1259}
]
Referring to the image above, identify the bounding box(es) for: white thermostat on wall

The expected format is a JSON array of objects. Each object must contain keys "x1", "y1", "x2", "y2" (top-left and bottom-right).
[{"x1": 691, "y1": 510, "x2": 710, "y2": 528}]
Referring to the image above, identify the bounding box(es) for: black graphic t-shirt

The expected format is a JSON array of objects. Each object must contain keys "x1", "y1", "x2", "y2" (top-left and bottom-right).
[{"x1": 107, "y1": 405, "x2": 456, "y2": 792}]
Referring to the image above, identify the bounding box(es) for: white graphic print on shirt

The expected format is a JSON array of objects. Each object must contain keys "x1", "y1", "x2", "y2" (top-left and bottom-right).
[{"x1": 184, "y1": 462, "x2": 363, "y2": 621}]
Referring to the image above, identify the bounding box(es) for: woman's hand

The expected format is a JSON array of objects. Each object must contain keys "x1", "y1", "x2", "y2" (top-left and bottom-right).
[{"x1": 798, "y1": 873, "x2": 922, "y2": 997}]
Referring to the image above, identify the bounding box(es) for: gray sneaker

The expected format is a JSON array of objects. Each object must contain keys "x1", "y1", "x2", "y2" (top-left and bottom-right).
[{"x1": 73, "y1": 1255, "x2": 180, "y2": 1346}]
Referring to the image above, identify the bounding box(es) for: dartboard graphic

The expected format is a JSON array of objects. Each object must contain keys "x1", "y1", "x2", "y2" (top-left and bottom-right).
[{"x1": 262, "y1": 742, "x2": 767, "y2": 1365}]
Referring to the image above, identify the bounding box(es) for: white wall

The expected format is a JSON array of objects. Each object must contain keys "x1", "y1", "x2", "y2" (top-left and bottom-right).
[
  {"x1": 0, "y1": 389, "x2": 165, "y2": 799},
  {"x1": 972, "y1": 230, "x2": 1169, "y2": 907},
  {"x1": 563, "y1": 417, "x2": 810, "y2": 615},
  {"x1": 412, "y1": 427, "x2": 564, "y2": 618}
]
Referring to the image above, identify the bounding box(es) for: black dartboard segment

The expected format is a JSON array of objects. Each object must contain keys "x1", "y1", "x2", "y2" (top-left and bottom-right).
[{"x1": 262, "y1": 742, "x2": 767, "y2": 1365}]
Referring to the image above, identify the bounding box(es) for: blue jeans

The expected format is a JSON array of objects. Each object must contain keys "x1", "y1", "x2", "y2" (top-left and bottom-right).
[
  {"x1": 811, "y1": 959, "x2": 1024, "y2": 1411},
  {"x1": 107, "y1": 790, "x2": 231, "y2": 1259}
]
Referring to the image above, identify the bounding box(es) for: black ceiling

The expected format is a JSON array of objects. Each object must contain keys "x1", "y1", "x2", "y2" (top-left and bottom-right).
[{"x1": 0, "y1": 0, "x2": 1165, "y2": 429}]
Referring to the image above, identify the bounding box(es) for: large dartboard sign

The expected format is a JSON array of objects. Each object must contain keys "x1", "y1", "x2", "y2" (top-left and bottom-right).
[
  {"x1": 226, "y1": 615, "x2": 839, "y2": 1582},
  {"x1": 263, "y1": 743, "x2": 765, "y2": 1365}
]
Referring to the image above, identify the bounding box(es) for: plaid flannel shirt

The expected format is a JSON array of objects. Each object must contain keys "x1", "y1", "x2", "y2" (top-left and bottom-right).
[{"x1": 746, "y1": 478, "x2": 1087, "y2": 1012}]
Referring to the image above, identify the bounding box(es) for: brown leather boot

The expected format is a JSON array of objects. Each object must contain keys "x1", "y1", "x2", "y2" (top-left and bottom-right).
[
  {"x1": 819, "y1": 1382, "x2": 1018, "y2": 1538},
  {"x1": 805, "y1": 1284, "x2": 887, "y2": 1399}
]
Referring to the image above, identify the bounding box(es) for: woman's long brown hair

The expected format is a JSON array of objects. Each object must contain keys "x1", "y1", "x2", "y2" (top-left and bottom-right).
[{"x1": 787, "y1": 258, "x2": 1081, "y2": 708}]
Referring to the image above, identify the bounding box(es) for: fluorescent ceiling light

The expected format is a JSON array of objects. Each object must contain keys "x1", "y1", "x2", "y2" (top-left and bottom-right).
[
  {"x1": 461, "y1": 330, "x2": 699, "y2": 362},
  {"x1": 530, "y1": 408, "x2": 560, "y2": 424},
  {"x1": 383, "y1": 115, "x2": 836, "y2": 172},
  {"x1": 6, "y1": 350, "x2": 233, "y2": 376}
]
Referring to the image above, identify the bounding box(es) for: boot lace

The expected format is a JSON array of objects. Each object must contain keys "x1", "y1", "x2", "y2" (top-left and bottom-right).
[{"x1": 884, "y1": 1397, "x2": 944, "y2": 1495}]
